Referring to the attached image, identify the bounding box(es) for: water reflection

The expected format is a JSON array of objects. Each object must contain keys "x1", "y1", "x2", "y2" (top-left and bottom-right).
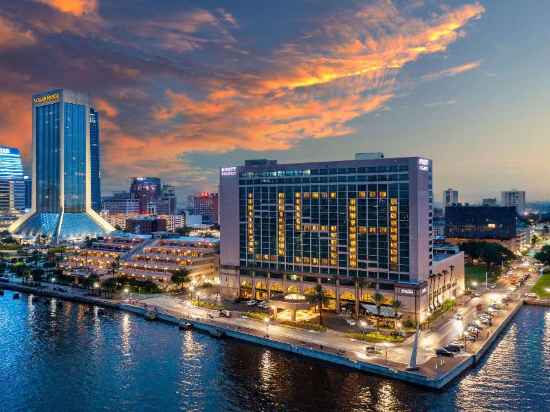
[{"x1": 1, "y1": 292, "x2": 549, "y2": 412}]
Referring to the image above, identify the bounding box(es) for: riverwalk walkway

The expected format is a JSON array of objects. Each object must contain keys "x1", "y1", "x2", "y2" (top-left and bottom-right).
[{"x1": 0, "y1": 276, "x2": 528, "y2": 389}]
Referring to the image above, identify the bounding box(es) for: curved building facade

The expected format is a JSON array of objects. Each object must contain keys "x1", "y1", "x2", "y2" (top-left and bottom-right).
[{"x1": 10, "y1": 89, "x2": 113, "y2": 242}]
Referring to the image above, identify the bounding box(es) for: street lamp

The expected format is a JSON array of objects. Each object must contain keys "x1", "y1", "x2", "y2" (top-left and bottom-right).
[
  {"x1": 359, "y1": 320, "x2": 367, "y2": 334},
  {"x1": 383, "y1": 342, "x2": 390, "y2": 364},
  {"x1": 264, "y1": 317, "x2": 270, "y2": 336}
]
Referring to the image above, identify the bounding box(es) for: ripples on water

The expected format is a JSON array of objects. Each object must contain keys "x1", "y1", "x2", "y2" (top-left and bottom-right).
[{"x1": 0, "y1": 291, "x2": 549, "y2": 412}]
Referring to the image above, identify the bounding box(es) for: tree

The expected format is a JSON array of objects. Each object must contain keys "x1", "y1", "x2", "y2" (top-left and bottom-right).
[
  {"x1": 110, "y1": 256, "x2": 120, "y2": 279},
  {"x1": 309, "y1": 284, "x2": 329, "y2": 326},
  {"x1": 12, "y1": 262, "x2": 29, "y2": 278},
  {"x1": 354, "y1": 276, "x2": 368, "y2": 319},
  {"x1": 535, "y1": 245, "x2": 550, "y2": 267},
  {"x1": 374, "y1": 292, "x2": 384, "y2": 331},
  {"x1": 175, "y1": 227, "x2": 193, "y2": 236},
  {"x1": 459, "y1": 241, "x2": 514, "y2": 270},
  {"x1": 31, "y1": 268, "x2": 44, "y2": 284},
  {"x1": 390, "y1": 299, "x2": 401, "y2": 318},
  {"x1": 171, "y1": 268, "x2": 190, "y2": 289}
]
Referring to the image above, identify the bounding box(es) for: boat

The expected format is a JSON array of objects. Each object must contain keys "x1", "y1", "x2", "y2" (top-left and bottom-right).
[
  {"x1": 145, "y1": 310, "x2": 157, "y2": 321},
  {"x1": 208, "y1": 328, "x2": 224, "y2": 338},
  {"x1": 179, "y1": 321, "x2": 193, "y2": 330}
]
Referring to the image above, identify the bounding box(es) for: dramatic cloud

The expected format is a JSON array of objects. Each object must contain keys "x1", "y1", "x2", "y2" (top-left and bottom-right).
[
  {"x1": 35, "y1": 0, "x2": 98, "y2": 16},
  {"x1": 0, "y1": 0, "x2": 485, "y2": 195},
  {"x1": 0, "y1": 16, "x2": 35, "y2": 48},
  {"x1": 422, "y1": 60, "x2": 482, "y2": 81}
]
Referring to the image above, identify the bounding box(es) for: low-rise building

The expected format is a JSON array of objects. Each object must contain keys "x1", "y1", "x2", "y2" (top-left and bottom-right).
[{"x1": 119, "y1": 237, "x2": 219, "y2": 285}]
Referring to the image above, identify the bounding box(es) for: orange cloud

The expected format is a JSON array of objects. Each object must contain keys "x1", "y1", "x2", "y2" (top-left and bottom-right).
[
  {"x1": 36, "y1": 0, "x2": 98, "y2": 16},
  {"x1": 422, "y1": 60, "x2": 482, "y2": 81},
  {"x1": 149, "y1": 1, "x2": 484, "y2": 163},
  {"x1": 95, "y1": 98, "x2": 118, "y2": 118},
  {"x1": 0, "y1": 16, "x2": 35, "y2": 49}
]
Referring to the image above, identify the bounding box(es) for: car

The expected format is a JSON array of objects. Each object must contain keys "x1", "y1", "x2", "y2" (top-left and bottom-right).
[
  {"x1": 246, "y1": 300, "x2": 257, "y2": 307},
  {"x1": 489, "y1": 284, "x2": 496, "y2": 289},
  {"x1": 473, "y1": 292, "x2": 481, "y2": 298},
  {"x1": 435, "y1": 348, "x2": 454, "y2": 357},
  {"x1": 365, "y1": 345, "x2": 381, "y2": 355},
  {"x1": 450, "y1": 341, "x2": 465, "y2": 349},
  {"x1": 219, "y1": 310, "x2": 232, "y2": 318},
  {"x1": 454, "y1": 313, "x2": 463, "y2": 320},
  {"x1": 525, "y1": 293, "x2": 537, "y2": 298},
  {"x1": 465, "y1": 334, "x2": 477, "y2": 342},
  {"x1": 480, "y1": 318, "x2": 491, "y2": 325},
  {"x1": 444, "y1": 344, "x2": 462, "y2": 353}
]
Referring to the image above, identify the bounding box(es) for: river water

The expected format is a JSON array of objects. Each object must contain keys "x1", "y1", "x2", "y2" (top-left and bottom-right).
[{"x1": 0, "y1": 290, "x2": 549, "y2": 412}]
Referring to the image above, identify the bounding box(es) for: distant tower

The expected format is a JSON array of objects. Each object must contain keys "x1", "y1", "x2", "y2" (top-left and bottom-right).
[
  {"x1": 89, "y1": 108, "x2": 101, "y2": 212},
  {"x1": 10, "y1": 89, "x2": 114, "y2": 242},
  {"x1": 501, "y1": 190, "x2": 526, "y2": 214},
  {"x1": 443, "y1": 188, "x2": 459, "y2": 208},
  {"x1": 0, "y1": 146, "x2": 25, "y2": 213}
]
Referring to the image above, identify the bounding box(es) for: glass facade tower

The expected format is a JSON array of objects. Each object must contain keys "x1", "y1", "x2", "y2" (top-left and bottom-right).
[
  {"x1": 0, "y1": 146, "x2": 25, "y2": 213},
  {"x1": 90, "y1": 108, "x2": 101, "y2": 212},
  {"x1": 10, "y1": 89, "x2": 113, "y2": 242}
]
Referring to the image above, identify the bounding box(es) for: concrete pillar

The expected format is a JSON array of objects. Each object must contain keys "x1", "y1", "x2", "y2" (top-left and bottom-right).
[
  {"x1": 282, "y1": 273, "x2": 287, "y2": 293},
  {"x1": 252, "y1": 272, "x2": 256, "y2": 299},
  {"x1": 300, "y1": 275, "x2": 304, "y2": 294},
  {"x1": 267, "y1": 273, "x2": 271, "y2": 300},
  {"x1": 335, "y1": 277, "x2": 341, "y2": 313},
  {"x1": 292, "y1": 309, "x2": 296, "y2": 322}
]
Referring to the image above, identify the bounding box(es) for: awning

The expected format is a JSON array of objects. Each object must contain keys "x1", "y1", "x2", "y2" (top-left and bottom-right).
[{"x1": 360, "y1": 303, "x2": 399, "y2": 318}]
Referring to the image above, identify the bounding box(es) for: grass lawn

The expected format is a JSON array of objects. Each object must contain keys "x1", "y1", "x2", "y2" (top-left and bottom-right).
[
  {"x1": 347, "y1": 331, "x2": 405, "y2": 343},
  {"x1": 465, "y1": 264, "x2": 499, "y2": 288},
  {"x1": 531, "y1": 272, "x2": 550, "y2": 298}
]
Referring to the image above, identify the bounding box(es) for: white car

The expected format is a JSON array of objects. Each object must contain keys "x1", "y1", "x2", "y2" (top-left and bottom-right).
[{"x1": 246, "y1": 300, "x2": 257, "y2": 306}]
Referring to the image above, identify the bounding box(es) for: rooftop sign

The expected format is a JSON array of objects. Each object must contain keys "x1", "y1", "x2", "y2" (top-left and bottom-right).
[{"x1": 33, "y1": 92, "x2": 60, "y2": 105}]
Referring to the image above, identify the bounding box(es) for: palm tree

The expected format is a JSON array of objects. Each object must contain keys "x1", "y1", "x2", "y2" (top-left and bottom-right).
[
  {"x1": 374, "y1": 292, "x2": 384, "y2": 331},
  {"x1": 170, "y1": 268, "x2": 190, "y2": 290},
  {"x1": 391, "y1": 299, "x2": 401, "y2": 315},
  {"x1": 354, "y1": 276, "x2": 368, "y2": 319},
  {"x1": 442, "y1": 269, "x2": 448, "y2": 300},
  {"x1": 310, "y1": 284, "x2": 328, "y2": 326},
  {"x1": 110, "y1": 256, "x2": 120, "y2": 280}
]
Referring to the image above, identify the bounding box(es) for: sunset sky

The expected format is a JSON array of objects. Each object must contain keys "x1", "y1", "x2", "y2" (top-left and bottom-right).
[{"x1": 0, "y1": 0, "x2": 548, "y2": 204}]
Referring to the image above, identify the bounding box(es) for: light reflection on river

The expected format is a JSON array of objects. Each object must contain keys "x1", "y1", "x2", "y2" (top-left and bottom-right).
[{"x1": 0, "y1": 290, "x2": 549, "y2": 412}]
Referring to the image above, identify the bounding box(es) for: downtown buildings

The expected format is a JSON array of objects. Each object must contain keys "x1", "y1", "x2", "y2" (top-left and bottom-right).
[
  {"x1": 0, "y1": 146, "x2": 26, "y2": 214},
  {"x1": 443, "y1": 188, "x2": 459, "y2": 208},
  {"x1": 10, "y1": 89, "x2": 113, "y2": 242},
  {"x1": 191, "y1": 192, "x2": 219, "y2": 224},
  {"x1": 501, "y1": 190, "x2": 526, "y2": 214},
  {"x1": 219, "y1": 155, "x2": 464, "y2": 322}
]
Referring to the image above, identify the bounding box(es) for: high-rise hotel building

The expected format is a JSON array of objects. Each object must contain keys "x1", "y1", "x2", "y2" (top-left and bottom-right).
[
  {"x1": 220, "y1": 154, "x2": 463, "y2": 321},
  {"x1": 10, "y1": 89, "x2": 113, "y2": 242}
]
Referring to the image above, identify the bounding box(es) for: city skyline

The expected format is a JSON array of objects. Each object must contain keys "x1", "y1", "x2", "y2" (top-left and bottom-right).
[{"x1": 0, "y1": 1, "x2": 549, "y2": 203}]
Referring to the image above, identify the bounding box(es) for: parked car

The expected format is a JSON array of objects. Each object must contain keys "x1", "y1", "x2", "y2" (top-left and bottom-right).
[
  {"x1": 219, "y1": 310, "x2": 232, "y2": 318},
  {"x1": 435, "y1": 348, "x2": 454, "y2": 357},
  {"x1": 444, "y1": 344, "x2": 462, "y2": 353},
  {"x1": 454, "y1": 313, "x2": 463, "y2": 320},
  {"x1": 365, "y1": 345, "x2": 380, "y2": 355},
  {"x1": 464, "y1": 334, "x2": 477, "y2": 342},
  {"x1": 246, "y1": 300, "x2": 257, "y2": 307}
]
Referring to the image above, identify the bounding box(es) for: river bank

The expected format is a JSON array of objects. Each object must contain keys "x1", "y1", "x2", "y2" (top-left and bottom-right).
[{"x1": 0, "y1": 279, "x2": 524, "y2": 390}]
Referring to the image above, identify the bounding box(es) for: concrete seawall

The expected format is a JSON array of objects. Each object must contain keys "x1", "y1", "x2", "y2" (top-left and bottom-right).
[{"x1": 0, "y1": 280, "x2": 527, "y2": 390}]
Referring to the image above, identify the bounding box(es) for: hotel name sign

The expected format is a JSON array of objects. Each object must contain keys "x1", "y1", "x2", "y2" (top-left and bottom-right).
[{"x1": 33, "y1": 92, "x2": 60, "y2": 105}]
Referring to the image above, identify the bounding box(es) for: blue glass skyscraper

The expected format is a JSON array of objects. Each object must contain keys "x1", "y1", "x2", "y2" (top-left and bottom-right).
[
  {"x1": 0, "y1": 146, "x2": 25, "y2": 213},
  {"x1": 10, "y1": 89, "x2": 113, "y2": 242},
  {"x1": 89, "y1": 108, "x2": 101, "y2": 212}
]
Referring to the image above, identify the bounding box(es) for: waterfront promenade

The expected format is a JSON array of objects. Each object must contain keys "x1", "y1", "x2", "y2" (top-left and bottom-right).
[{"x1": 0, "y1": 273, "x2": 531, "y2": 389}]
